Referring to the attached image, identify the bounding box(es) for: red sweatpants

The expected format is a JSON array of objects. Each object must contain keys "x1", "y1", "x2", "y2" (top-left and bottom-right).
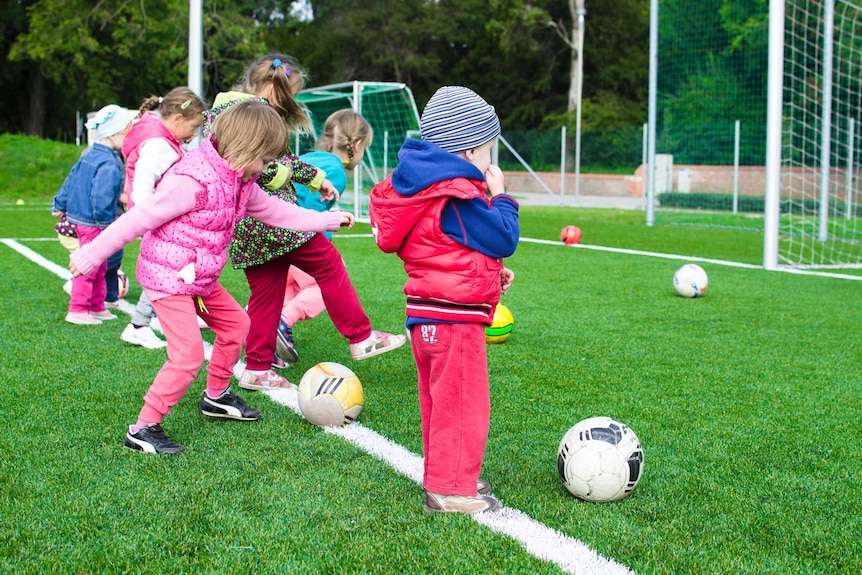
[
  {"x1": 411, "y1": 322, "x2": 490, "y2": 496},
  {"x1": 243, "y1": 234, "x2": 371, "y2": 371},
  {"x1": 137, "y1": 283, "x2": 249, "y2": 424}
]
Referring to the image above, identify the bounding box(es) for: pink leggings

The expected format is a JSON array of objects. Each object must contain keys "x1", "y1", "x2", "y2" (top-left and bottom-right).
[
  {"x1": 411, "y1": 322, "x2": 490, "y2": 496},
  {"x1": 281, "y1": 266, "x2": 325, "y2": 326},
  {"x1": 137, "y1": 283, "x2": 249, "y2": 425},
  {"x1": 69, "y1": 225, "x2": 107, "y2": 313}
]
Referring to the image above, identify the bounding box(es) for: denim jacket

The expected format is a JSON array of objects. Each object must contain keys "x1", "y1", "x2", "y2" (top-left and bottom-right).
[{"x1": 52, "y1": 143, "x2": 124, "y2": 229}]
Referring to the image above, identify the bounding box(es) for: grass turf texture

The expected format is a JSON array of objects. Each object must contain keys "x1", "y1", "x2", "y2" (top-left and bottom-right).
[{"x1": 1, "y1": 139, "x2": 861, "y2": 573}]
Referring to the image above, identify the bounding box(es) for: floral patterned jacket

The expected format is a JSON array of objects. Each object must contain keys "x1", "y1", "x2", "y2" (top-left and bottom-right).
[{"x1": 204, "y1": 91, "x2": 328, "y2": 269}]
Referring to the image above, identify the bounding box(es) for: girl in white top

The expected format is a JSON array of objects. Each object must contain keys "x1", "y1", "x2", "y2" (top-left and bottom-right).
[{"x1": 119, "y1": 87, "x2": 206, "y2": 349}]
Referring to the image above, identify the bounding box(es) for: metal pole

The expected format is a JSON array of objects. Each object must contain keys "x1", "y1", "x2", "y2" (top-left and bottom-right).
[
  {"x1": 846, "y1": 118, "x2": 854, "y2": 220},
  {"x1": 560, "y1": 126, "x2": 567, "y2": 206},
  {"x1": 646, "y1": 0, "x2": 658, "y2": 226},
  {"x1": 384, "y1": 131, "x2": 389, "y2": 177},
  {"x1": 642, "y1": 123, "x2": 648, "y2": 211},
  {"x1": 818, "y1": 0, "x2": 835, "y2": 242},
  {"x1": 353, "y1": 81, "x2": 362, "y2": 220},
  {"x1": 574, "y1": 9, "x2": 586, "y2": 203},
  {"x1": 188, "y1": 0, "x2": 203, "y2": 148},
  {"x1": 763, "y1": 0, "x2": 785, "y2": 270},
  {"x1": 733, "y1": 120, "x2": 741, "y2": 214}
]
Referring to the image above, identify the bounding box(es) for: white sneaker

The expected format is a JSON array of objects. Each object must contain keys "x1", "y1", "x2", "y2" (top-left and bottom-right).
[
  {"x1": 349, "y1": 330, "x2": 407, "y2": 360},
  {"x1": 238, "y1": 369, "x2": 294, "y2": 391},
  {"x1": 90, "y1": 310, "x2": 117, "y2": 321},
  {"x1": 150, "y1": 317, "x2": 161, "y2": 332},
  {"x1": 120, "y1": 324, "x2": 167, "y2": 349},
  {"x1": 65, "y1": 312, "x2": 101, "y2": 325}
]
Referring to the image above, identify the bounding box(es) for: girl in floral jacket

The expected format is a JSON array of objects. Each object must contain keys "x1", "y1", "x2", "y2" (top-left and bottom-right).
[{"x1": 203, "y1": 54, "x2": 405, "y2": 393}]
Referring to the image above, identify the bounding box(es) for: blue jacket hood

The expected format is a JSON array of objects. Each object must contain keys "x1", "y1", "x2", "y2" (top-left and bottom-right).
[{"x1": 391, "y1": 139, "x2": 485, "y2": 196}]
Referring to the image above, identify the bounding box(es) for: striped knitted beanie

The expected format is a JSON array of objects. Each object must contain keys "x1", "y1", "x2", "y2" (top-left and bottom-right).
[{"x1": 420, "y1": 86, "x2": 501, "y2": 153}]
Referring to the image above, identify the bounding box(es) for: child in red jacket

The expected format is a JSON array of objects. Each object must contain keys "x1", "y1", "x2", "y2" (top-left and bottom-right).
[{"x1": 370, "y1": 86, "x2": 519, "y2": 514}]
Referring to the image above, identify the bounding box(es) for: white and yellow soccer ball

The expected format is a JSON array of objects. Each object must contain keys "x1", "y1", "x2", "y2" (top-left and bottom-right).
[
  {"x1": 298, "y1": 362, "x2": 364, "y2": 427},
  {"x1": 557, "y1": 416, "x2": 644, "y2": 502},
  {"x1": 673, "y1": 263, "x2": 708, "y2": 298}
]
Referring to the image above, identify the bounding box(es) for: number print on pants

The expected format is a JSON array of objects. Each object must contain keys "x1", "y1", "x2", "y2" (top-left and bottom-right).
[{"x1": 420, "y1": 324, "x2": 438, "y2": 344}]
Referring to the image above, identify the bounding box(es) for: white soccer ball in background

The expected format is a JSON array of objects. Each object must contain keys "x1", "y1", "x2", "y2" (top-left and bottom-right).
[
  {"x1": 557, "y1": 416, "x2": 644, "y2": 502},
  {"x1": 298, "y1": 362, "x2": 364, "y2": 427},
  {"x1": 673, "y1": 263, "x2": 709, "y2": 298}
]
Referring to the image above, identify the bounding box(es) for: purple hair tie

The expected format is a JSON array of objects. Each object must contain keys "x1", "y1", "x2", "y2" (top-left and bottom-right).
[{"x1": 272, "y1": 58, "x2": 291, "y2": 77}]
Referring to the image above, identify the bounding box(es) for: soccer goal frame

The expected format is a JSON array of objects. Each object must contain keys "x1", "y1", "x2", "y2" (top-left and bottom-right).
[
  {"x1": 764, "y1": 0, "x2": 862, "y2": 272},
  {"x1": 295, "y1": 81, "x2": 421, "y2": 222}
]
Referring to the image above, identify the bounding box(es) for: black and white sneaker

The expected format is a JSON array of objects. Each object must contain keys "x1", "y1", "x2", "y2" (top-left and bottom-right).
[
  {"x1": 124, "y1": 424, "x2": 185, "y2": 454},
  {"x1": 198, "y1": 388, "x2": 262, "y2": 421}
]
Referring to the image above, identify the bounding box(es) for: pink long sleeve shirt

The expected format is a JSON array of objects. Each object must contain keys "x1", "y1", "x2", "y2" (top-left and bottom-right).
[{"x1": 71, "y1": 139, "x2": 342, "y2": 301}]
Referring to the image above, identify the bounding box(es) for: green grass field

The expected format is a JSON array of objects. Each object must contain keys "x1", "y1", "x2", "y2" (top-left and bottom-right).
[{"x1": 1, "y1": 134, "x2": 861, "y2": 573}]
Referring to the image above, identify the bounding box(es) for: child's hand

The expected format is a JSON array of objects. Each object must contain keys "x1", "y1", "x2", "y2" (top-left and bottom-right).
[
  {"x1": 485, "y1": 165, "x2": 505, "y2": 197},
  {"x1": 339, "y1": 211, "x2": 355, "y2": 229},
  {"x1": 318, "y1": 179, "x2": 340, "y2": 203},
  {"x1": 500, "y1": 267, "x2": 515, "y2": 295},
  {"x1": 51, "y1": 210, "x2": 65, "y2": 219},
  {"x1": 69, "y1": 260, "x2": 82, "y2": 278}
]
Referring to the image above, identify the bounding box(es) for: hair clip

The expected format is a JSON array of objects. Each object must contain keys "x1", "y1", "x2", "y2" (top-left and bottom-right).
[
  {"x1": 181, "y1": 99, "x2": 192, "y2": 109},
  {"x1": 272, "y1": 58, "x2": 291, "y2": 77},
  {"x1": 158, "y1": 96, "x2": 164, "y2": 103}
]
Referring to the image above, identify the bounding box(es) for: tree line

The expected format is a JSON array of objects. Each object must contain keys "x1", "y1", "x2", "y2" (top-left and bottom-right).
[{"x1": 1, "y1": 0, "x2": 650, "y2": 142}]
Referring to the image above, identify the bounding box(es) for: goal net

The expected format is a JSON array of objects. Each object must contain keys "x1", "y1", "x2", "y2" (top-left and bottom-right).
[
  {"x1": 769, "y1": 0, "x2": 862, "y2": 269},
  {"x1": 295, "y1": 81, "x2": 421, "y2": 220}
]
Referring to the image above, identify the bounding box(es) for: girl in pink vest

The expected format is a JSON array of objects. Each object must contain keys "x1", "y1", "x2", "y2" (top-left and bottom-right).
[
  {"x1": 70, "y1": 100, "x2": 354, "y2": 454},
  {"x1": 119, "y1": 87, "x2": 206, "y2": 350}
]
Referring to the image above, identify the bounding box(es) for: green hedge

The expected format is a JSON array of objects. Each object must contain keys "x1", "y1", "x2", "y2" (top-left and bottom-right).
[{"x1": 657, "y1": 192, "x2": 862, "y2": 217}]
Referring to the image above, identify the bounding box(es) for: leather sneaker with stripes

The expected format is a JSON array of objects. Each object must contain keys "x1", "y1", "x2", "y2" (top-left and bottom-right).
[
  {"x1": 123, "y1": 424, "x2": 185, "y2": 454},
  {"x1": 198, "y1": 388, "x2": 261, "y2": 421}
]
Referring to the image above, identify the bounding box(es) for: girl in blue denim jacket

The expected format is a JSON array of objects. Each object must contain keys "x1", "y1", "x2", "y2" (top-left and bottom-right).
[{"x1": 52, "y1": 104, "x2": 133, "y2": 325}]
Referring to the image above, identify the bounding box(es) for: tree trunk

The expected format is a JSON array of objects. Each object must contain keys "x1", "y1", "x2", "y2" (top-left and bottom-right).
[{"x1": 22, "y1": 63, "x2": 45, "y2": 137}]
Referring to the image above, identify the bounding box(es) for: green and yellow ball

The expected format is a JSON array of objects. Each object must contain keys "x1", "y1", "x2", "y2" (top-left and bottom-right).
[{"x1": 485, "y1": 303, "x2": 514, "y2": 344}]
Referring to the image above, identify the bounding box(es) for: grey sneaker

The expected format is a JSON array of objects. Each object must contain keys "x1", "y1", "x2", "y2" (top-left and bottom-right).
[
  {"x1": 198, "y1": 389, "x2": 261, "y2": 421},
  {"x1": 424, "y1": 491, "x2": 501, "y2": 514}
]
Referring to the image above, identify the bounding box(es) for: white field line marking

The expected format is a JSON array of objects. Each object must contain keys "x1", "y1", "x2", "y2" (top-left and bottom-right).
[
  {"x1": 4, "y1": 236, "x2": 638, "y2": 575},
  {"x1": 289, "y1": 233, "x2": 862, "y2": 280}
]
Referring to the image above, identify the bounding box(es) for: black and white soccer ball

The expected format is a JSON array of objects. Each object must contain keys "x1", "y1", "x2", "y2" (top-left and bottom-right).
[{"x1": 557, "y1": 416, "x2": 644, "y2": 502}]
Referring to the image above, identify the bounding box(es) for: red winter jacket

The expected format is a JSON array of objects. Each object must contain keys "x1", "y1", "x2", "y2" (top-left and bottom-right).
[{"x1": 370, "y1": 176, "x2": 503, "y2": 325}]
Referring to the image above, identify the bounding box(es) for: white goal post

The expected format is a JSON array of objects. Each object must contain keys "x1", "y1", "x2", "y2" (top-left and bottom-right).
[{"x1": 765, "y1": 0, "x2": 862, "y2": 271}]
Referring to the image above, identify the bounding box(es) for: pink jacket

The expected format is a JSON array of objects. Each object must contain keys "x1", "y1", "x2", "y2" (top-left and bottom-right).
[
  {"x1": 71, "y1": 137, "x2": 343, "y2": 300},
  {"x1": 122, "y1": 113, "x2": 184, "y2": 210}
]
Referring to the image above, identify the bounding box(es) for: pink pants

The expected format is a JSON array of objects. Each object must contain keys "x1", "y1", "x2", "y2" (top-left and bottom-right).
[
  {"x1": 411, "y1": 322, "x2": 490, "y2": 496},
  {"x1": 281, "y1": 266, "x2": 325, "y2": 326},
  {"x1": 137, "y1": 283, "x2": 249, "y2": 424},
  {"x1": 69, "y1": 225, "x2": 107, "y2": 313},
  {"x1": 243, "y1": 234, "x2": 371, "y2": 371}
]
